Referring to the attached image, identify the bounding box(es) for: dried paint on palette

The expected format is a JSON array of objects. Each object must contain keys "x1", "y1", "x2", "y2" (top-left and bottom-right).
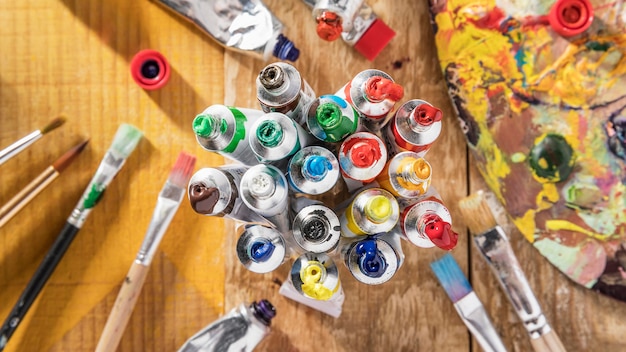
[{"x1": 429, "y1": 0, "x2": 626, "y2": 301}]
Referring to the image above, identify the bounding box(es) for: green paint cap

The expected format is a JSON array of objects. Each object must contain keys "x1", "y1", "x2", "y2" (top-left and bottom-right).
[
  {"x1": 193, "y1": 114, "x2": 215, "y2": 138},
  {"x1": 316, "y1": 103, "x2": 342, "y2": 129},
  {"x1": 257, "y1": 120, "x2": 283, "y2": 148}
]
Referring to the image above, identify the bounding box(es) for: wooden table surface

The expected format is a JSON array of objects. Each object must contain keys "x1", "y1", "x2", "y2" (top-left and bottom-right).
[{"x1": 1, "y1": 0, "x2": 625, "y2": 351}]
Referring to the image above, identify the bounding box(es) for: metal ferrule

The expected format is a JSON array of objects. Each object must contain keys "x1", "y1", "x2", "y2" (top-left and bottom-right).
[
  {"x1": 68, "y1": 151, "x2": 126, "y2": 228},
  {"x1": 379, "y1": 152, "x2": 432, "y2": 199},
  {"x1": 155, "y1": 0, "x2": 286, "y2": 61},
  {"x1": 454, "y1": 292, "x2": 509, "y2": 352},
  {"x1": 240, "y1": 164, "x2": 290, "y2": 233},
  {"x1": 341, "y1": 234, "x2": 402, "y2": 285},
  {"x1": 256, "y1": 62, "x2": 316, "y2": 125},
  {"x1": 288, "y1": 146, "x2": 340, "y2": 195},
  {"x1": 386, "y1": 99, "x2": 442, "y2": 154},
  {"x1": 305, "y1": 95, "x2": 359, "y2": 143},
  {"x1": 474, "y1": 226, "x2": 552, "y2": 339},
  {"x1": 398, "y1": 199, "x2": 452, "y2": 248},
  {"x1": 236, "y1": 225, "x2": 286, "y2": 273},
  {"x1": 340, "y1": 188, "x2": 399, "y2": 236},
  {"x1": 194, "y1": 104, "x2": 264, "y2": 166},
  {"x1": 312, "y1": 0, "x2": 365, "y2": 33},
  {"x1": 335, "y1": 69, "x2": 397, "y2": 121},
  {"x1": 292, "y1": 204, "x2": 341, "y2": 253},
  {"x1": 290, "y1": 253, "x2": 341, "y2": 301},
  {"x1": 338, "y1": 132, "x2": 387, "y2": 182},
  {"x1": 0, "y1": 130, "x2": 41, "y2": 166},
  {"x1": 135, "y1": 181, "x2": 185, "y2": 265},
  {"x1": 340, "y1": 3, "x2": 377, "y2": 46},
  {"x1": 249, "y1": 112, "x2": 311, "y2": 163}
]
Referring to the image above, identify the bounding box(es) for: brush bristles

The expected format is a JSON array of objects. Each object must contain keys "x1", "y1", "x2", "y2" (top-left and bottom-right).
[
  {"x1": 430, "y1": 253, "x2": 472, "y2": 303},
  {"x1": 52, "y1": 139, "x2": 90, "y2": 172},
  {"x1": 458, "y1": 192, "x2": 498, "y2": 235},
  {"x1": 169, "y1": 152, "x2": 197, "y2": 188},
  {"x1": 41, "y1": 116, "x2": 67, "y2": 134},
  {"x1": 110, "y1": 124, "x2": 143, "y2": 158}
]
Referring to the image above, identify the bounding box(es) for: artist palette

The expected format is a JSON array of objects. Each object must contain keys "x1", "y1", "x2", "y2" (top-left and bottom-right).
[{"x1": 429, "y1": 0, "x2": 626, "y2": 301}]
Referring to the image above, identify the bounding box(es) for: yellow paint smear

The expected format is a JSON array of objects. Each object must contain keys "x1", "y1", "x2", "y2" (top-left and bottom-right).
[
  {"x1": 545, "y1": 220, "x2": 613, "y2": 241},
  {"x1": 513, "y1": 210, "x2": 537, "y2": 242}
]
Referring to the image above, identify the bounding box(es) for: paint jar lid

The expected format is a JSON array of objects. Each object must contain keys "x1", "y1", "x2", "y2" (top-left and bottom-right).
[
  {"x1": 548, "y1": 0, "x2": 594, "y2": 37},
  {"x1": 130, "y1": 49, "x2": 171, "y2": 90}
]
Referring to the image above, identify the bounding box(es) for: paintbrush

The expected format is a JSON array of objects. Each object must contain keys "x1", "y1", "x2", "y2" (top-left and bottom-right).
[
  {"x1": 0, "y1": 139, "x2": 89, "y2": 228},
  {"x1": 430, "y1": 253, "x2": 508, "y2": 352},
  {"x1": 458, "y1": 192, "x2": 566, "y2": 352},
  {"x1": 0, "y1": 116, "x2": 66, "y2": 166},
  {"x1": 0, "y1": 124, "x2": 143, "y2": 351},
  {"x1": 95, "y1": 151, "x2": 196, "y2": 352}
]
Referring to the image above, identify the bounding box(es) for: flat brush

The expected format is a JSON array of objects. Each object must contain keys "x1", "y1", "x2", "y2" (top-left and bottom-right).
[
  {"x1": 430, "y1": 253, "x2": 507, "y2": 352},
  {"x1": 0, "y1": 116, "x2": 66, "y2": 166},
  {"x1": 458, "y1": 192, "x2": 566, "y2": 352},
  {"x1": 0, "y1": 139, "x2": 89, "y2": 228},
  {"x1": 0, "y1": 123, "x2": 143, "y2": 351},
  {"x1": 95, "y1": 151, "x2": 196, "y2": 352}
]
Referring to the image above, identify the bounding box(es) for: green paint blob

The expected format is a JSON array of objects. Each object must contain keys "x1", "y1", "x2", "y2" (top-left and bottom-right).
[
  {"x1": 257, "y1": 120, "x2": 283, "y2": 147},
  {"x1": 316, "y1": 103, "x2": 342, "y2": 129},
  {"x1": 223, "y1": 107, "x2": 248, "y2": 153},
  {"x1": 528, "y1": 134, "x2": 575, "y2": 183},
  {"x1": 585, "y1": 41, "x2": 612, "y2": 52},
  {"x1": 193, "y1": 114, "x2": 215, "y2": 137},
  {"x1": 314, "y1": 103, "x2": 357, "y2": 142},
  {"x1": 83, "y1": 183, "x2": 104, "y2": 209},
  {"x1": 511, "y1": 152, "x2": 526, "y2": 163}
]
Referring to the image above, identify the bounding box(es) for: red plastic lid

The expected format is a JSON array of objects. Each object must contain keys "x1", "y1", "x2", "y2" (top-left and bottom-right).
[
  {"x1": 130, "y1": 49, "x2": 171, "y2": 90},
  {"x1": 316, "y1": 12, "x2": 343, "y2": 42},
  {"x1": 548, "y1": 0, "x2": 594, "y2": 37},
  {"x1": 353, "y1": 18, "x2": 396, "y2": 61}
]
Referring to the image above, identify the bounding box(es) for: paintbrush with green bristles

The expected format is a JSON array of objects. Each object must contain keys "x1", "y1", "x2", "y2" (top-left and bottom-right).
[
  {"x1": 0, "y1": 116, "x2": 66, "y2": 166},
  {"x1": 0, "y1": 123, "x2": 143, "y2": 351}
]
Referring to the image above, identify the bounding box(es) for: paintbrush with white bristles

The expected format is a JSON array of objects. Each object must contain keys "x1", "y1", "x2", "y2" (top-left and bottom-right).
[
  {"x1": 0, "y1": 116, "x2": 66, "y2": 166},
  {"x1": 458, "y1": 191, "x2": 566, "y2": 352},
  {"x1": 95, "y1": 151, "x2": 197, "y2": 352}
]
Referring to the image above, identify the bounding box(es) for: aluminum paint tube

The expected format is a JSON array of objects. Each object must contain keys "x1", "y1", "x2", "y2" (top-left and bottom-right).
[
  {"x1": 187, "y1": 166, "x2": 271, "y2": 226},
  {"x1": 193, "y1": 105, "x2": 263, "y2": 166},
  {"x1": 341, "y1": 232, "x2": 404, "y2": 285},
  {"x1": 256, "y1": 62, "x2": 316, "y2": 126},
  {"x1": 154, "y1": 0, "x2": 300, "y2": 62},
  {"x1": 240, "y1": 164, "x2": 290, "y2": 234},
  {"x1": 305, "y1": 95, "x2": 359, "y2": 143},
  {"x1": 338, "y1": 132, "x2": 387, "y2": 193},
  {"x1": 236, "y1": 225, "x2": 286, "y2": 274},
  {"x1": 312, "y1": 0, "x2": 365, "y2": 41},
  {"x1": 377, "y1": 151, "x2": 432, "y2": 199},
  {"x1": 288, "y1": 146, "x2": 340, "y2": 195},
  {"x1": 339, "y1": 187, "x2": 399, "y2": 237},
  {"x1": 291, "y1": 197, "x2": 341, "y2": 254},
  {"x1": 177, "y1": 300, "x2": 276, "y2": 352},
  {"x1": 334, "y1": 69, "x2": 404, "y2": 130},
  {"x1": 249, "y1": 112, "x2": 313, "y2": 170},
  {"x1": 397, "y1": 190, "x2": 459, "y2": 250},
  {"x1": 383, "y1": 99, "x2": 443, "y2": 158}
]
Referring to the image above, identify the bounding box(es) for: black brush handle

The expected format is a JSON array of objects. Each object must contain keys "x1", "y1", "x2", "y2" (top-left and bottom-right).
[{"x1": 0, "y1": 221, "x2": 80, "y2": 350}]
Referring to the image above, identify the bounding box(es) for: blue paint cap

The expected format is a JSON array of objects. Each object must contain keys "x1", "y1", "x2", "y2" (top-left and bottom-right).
[
  {"x1": 356, "y1": 239, "x2": 387, "y2": 278},
  {"x1": 303, "y1": 155, "x2": 332, "y2": 181},
  {"x1": 249, "y1": 239, "x2": 276, "y2": 263}
]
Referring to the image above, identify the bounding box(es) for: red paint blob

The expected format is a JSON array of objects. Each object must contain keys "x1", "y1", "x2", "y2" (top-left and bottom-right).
[
  {"x1": 423, "y1": 214, "x2": 458, "y2": 250},
  {"x1": 364, "y1": 77, "x2": 404, "y2": 102},
  {"x1": 412, "y1": 104, "x2": 443, "y2": 126},
  {"x1": 343, "y1": 137, "x2": 381, "y2": 168},
  {"x1": 316, "y1": 12, "x2": 342, "y2": 41}
]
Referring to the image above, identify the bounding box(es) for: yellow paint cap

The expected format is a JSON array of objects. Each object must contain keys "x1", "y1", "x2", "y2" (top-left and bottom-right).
[{"x1": 364, "y1": 195, "x2": 392, "y2": 223}]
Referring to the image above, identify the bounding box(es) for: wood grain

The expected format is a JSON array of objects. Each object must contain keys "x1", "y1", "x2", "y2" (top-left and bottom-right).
[{"x1": 0, "y1": 0, "x2": 624, "y2": 351}]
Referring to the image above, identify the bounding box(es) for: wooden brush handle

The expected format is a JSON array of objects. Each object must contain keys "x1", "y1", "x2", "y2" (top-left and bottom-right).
[
  {"x1": 530, "y1": 329, "x2": 567, "y2": 352},
  {"x1": 95, "y1": 262, "x2": 150, "y2": 352}
]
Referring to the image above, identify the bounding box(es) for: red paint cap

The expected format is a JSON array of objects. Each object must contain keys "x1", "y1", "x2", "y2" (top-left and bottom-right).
[
  {"x1": 548, "y1": 0, "x2": 594, "y2": 37},
  {"x1": 130, "y1": 49, "x2": 171, "y2": 90},
  {"x1": 353, "y1": 18, "x2": 396, "y2": 61}
]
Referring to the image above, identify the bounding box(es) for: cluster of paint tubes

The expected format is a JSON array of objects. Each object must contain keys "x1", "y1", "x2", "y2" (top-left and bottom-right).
[{"x1": 186, "y1": 63, "x2": 459, "y2": 317}]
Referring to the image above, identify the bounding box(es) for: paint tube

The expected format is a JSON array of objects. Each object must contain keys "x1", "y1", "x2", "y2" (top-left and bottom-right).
[
  {"x1": 177, "y1": 300, "x2": 276, "y2": 352},
  {"x1": 278, "y1": 252, "x2": 345, "y2": 318},
  {"x1": 396, "y1": 186, "x2": 459, "y2": 250},
  {"x1": 340, "y1": 232, "x2": 404, "y2": 285},
  {"x1": 236, "y1": 224, "x2": 286, "y2": 274},
  {"x1": 239, "y1": 164, "x2": 290, "y2": 235},
  {"x1": 335, "y1": 69, "x2": 404, "y2": 130},
  {"x1": 193, "y1": 105, "x2": 263, "y2": 166},
  {"x1": 256, "y1": 62, "x2": 316, "y2": 126},
  {"x1": 338, "y1": 132, "x2": 387, "y2": 193},
  {"x1": 287, "y1": 146, "x2": 340, "y2": 195},
  {"x1": 291, "y1": 197, "x2": 341, "y2": 254},
  {"x1": 338, "y1": 187, "x2": 399, "y2": 238},
  {"x1": 377, "y1": 151, "x2": 432, "y2": 199},
  {"x1": 187, "y1": 166, "x2": 272, "y2": 226},
  {"x1": 153, "y1": 0, "x2": 300, "y2": 61},
  {"x1": 305, "y1": 95, "x2": 360, "y2": 143},
  {"x1": 248, "y1": 112, "x2": 313, "y2": 171},
  {"x1": 382, "y1": 99, "x2": 443, "y2": 158}
]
